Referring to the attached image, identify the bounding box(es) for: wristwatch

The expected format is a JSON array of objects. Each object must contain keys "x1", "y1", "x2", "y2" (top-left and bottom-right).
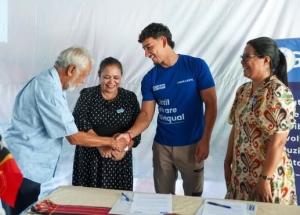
[
  {"x1": 124, "y1": 146, "x2": 129, "y2": 152},
  {"x1": 259, "y1": 174, "x2": 272, "y2": 181}
]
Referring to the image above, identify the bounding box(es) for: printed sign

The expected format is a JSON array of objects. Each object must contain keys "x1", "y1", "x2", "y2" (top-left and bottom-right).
[{"x1": 277, "y1": 38, "x2": 300, "y2": 204}]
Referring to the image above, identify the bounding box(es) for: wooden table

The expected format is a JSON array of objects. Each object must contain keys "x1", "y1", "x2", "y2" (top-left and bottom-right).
[{"x1": 25, "y1": 186, "x2": 300, "y2": 215}]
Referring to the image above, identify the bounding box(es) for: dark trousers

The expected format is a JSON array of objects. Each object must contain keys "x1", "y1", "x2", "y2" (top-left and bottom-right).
[{"x1": 1, "y1": 178, "x2": 40, "y2": 215}]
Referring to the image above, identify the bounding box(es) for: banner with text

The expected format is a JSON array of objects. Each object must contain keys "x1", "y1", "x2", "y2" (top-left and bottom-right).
[{"x1": 277, "y1": 38, "x2": 300, "y2": 204}]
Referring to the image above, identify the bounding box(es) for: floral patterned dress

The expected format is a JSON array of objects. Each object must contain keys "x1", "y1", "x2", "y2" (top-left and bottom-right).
[{"x1": 225, "y1": 75, "x2": 297, "y2": 205}]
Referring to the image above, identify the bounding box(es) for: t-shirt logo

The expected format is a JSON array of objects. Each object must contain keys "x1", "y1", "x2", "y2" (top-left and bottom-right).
[
  {"x1": 177, "y1": 78, "x2": 193, "y2": 84},
  {"x1": 153, "y1": 84, "x2": 166, "y2": 91}
]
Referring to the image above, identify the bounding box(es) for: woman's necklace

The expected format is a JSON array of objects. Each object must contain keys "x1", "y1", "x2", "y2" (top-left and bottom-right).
[{"x1": 250, "y1": 76, "x2": 274, "y2": 109}]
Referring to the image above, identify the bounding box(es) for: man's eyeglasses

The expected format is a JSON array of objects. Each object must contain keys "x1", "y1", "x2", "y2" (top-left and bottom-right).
[{"x1": 240, "y1": 54, "x2": 262, "y2": 62}]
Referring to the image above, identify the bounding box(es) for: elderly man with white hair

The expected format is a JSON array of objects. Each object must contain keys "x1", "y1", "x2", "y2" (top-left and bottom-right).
[{"x1": 1, "y1": 46, "x2": 128, "y2": 215}]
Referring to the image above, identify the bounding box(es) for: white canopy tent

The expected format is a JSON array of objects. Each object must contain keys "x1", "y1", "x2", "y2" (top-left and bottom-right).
[{"x1": 0, "y1": 0, "x2": 299, "y2": 199}]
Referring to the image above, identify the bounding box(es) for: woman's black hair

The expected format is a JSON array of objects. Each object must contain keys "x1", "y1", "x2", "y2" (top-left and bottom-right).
[
  {"x1": 98, "y1": 57, "x2": 123, "y2": 77},
  {"x1": 247, "y1": 37, "x2": 288, "y2": 86}
]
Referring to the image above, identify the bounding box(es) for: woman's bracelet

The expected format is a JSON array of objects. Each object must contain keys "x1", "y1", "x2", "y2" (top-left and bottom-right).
[
  {"x1": 259, "y1": 173, "x2": 272, "y2": 181},
  {"x1": 126, "y1": 131, "x2": 132, "y2": 140},
  {"x1": 124, "y1": 131, "x2": 132, "y2": 152}
]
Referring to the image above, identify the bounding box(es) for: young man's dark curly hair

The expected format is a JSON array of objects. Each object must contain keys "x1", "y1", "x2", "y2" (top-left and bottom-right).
[{"x1": 138, "y1": 23, "x2": 175, "y2": 49}]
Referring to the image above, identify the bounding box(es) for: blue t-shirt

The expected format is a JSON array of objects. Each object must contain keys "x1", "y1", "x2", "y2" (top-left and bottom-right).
[
  {"x1": 141, "y1": 54, "x2": 215, "y2": 146},
  {"x1": 4, "y1": 67, "x2": 78, "y2": 183}
]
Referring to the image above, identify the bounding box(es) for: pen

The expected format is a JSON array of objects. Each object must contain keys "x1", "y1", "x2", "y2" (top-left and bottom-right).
[
  {"x1": 207, "y1": 201, "x2": 231, "y2": 209},
  {"x1": 121, "y1": 192, "x2": 130, "y2": 201}
]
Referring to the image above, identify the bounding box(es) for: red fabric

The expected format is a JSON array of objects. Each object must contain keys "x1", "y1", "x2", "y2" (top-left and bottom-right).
[
  {"x1": 32, "y1": 199, "x2": 114, "y2": 215},
  {"x1": 0, "y1": 144, "x2": 23, "y2": 207}
]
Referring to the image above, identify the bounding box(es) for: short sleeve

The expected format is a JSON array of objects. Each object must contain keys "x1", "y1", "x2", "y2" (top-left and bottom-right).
[
  {"x1": 141, "y1": 72, "x2": 155, "y2": 101},
  {"x1": 35, "y1": 81, "x2": 78, "y2": 138},
  {"x1": 228, "y1": 85, "x2": 245, "y2": 125},
  {"x1": 194, "y1": 59, "x2": 215, "y2": 91},
  {"x1": 260, "y1": 84, "x2": 296, "y2": 135},
  {"x1": 73, "y1": 88, "x2": 93, "y2": 132}
]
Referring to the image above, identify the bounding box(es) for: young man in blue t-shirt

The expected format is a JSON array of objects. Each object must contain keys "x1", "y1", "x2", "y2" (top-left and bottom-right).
[{"x1": 118, "y1": 23, "x2": 217, "y2": 196}]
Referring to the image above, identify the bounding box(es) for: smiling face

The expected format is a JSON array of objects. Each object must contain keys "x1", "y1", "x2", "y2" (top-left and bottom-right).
[
  {"x1": 241, "y1": 44, "x2": 270, "y2": 82},
  {"x1": 142, "y1": 37, "x2": 166, "y2": 65},
  {"x1": 100, "y1": 64, "x2": 122, "y2": 95}
]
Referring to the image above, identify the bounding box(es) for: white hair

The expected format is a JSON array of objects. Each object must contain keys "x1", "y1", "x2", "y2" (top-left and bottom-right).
[{"x1": 55, "y1": 46, "x2": 94, "y2": 73}]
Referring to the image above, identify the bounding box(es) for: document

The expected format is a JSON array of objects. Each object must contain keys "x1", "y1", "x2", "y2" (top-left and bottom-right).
[
  {"x1": 130, "y1": 193, "x2": 172, "y2": 214},
  {"x1": 109, "y1": 192, "x2": 133, "y2": 214},
  {"x1": 109, "y1": 192, "x2": 172, "y2": 215},
  {"x1": 195, "y1": 199, "x2": 257, "y2": 215}
]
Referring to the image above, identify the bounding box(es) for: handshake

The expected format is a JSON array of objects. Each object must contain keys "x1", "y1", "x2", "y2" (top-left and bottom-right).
[{"x1": 99, "y1": 132, "x2": 133, "y2": 161}]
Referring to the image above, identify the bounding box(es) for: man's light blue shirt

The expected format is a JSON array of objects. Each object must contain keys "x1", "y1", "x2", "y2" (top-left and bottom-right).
[{"x1": 4, "y1": 67, "x2": 78, "y2": 183}]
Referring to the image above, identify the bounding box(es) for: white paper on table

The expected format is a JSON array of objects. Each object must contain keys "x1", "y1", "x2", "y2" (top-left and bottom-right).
[
  {"x1": 195, "y1": 200, "x2": 257, "y2": 215},
  {"x1": 109, "y1": 192, "x2": 172, "y2": 215},
  {"x1": 109, "y1": 192, "x2": 133, "y2": 214},
  {"x1": 246, "y1": 203, "x2": 258, "y2": 215},
  {"x1": 201, "y1": 199, "x2": 248, "y2": 215},
  {"x1": 129, "y1": 193, "x2": 172, "y2": 214}
]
